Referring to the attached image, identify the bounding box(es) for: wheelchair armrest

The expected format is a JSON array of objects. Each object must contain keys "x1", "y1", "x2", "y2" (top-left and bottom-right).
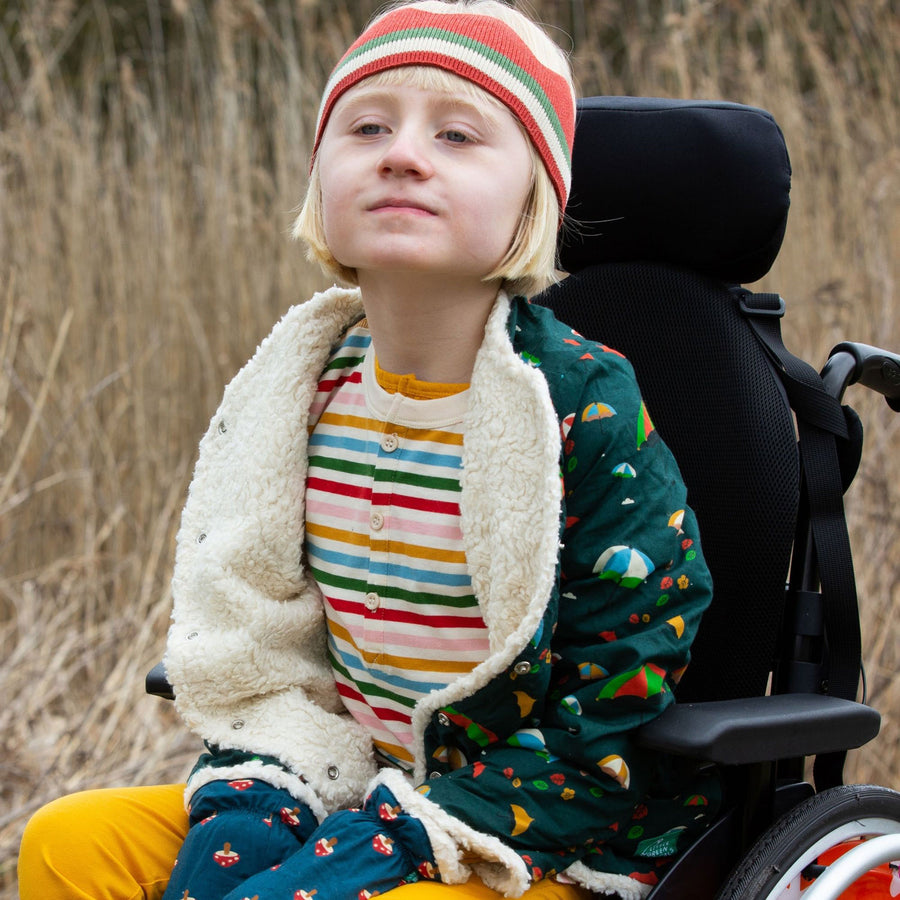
[
  {"x1": 635, "y1": 694, "x2": 880, "y2": 765},
  {"x1": 146, "y1": 661, "x2": 175, "y2": 700}
]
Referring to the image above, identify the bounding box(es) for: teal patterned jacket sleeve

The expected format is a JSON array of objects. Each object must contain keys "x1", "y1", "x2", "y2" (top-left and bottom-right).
[{"x1": 418, "y1": 301, "x2": 717, "y2": 887}]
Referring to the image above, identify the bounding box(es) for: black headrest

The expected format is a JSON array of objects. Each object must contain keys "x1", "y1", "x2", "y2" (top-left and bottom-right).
[{"x1": 558, "y1": 97, "x2": 792, "y2": 285}]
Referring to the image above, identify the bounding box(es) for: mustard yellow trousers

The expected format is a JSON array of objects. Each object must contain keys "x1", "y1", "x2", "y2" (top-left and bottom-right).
[{"x1": 18, "y1": 784, "x2": 592, "y2": 900}]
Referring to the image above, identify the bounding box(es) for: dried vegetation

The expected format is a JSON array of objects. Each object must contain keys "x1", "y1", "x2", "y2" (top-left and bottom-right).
[{"x1": 1, "y1": 0, "x2": 898, "y2": 894}]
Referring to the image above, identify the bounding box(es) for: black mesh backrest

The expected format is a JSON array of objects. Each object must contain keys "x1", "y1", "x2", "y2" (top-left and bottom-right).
[
  {"x1": 537, "y1": 98, "x2": 798, "y2": 701},
  {"x1": 539, "y1": 265, "x2": 798, "y2": 701}
]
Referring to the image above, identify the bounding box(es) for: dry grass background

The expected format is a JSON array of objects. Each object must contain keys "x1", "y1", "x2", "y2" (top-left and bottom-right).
[{"x1": 0, "y1": 0, "x2": 898, "y2": 894}]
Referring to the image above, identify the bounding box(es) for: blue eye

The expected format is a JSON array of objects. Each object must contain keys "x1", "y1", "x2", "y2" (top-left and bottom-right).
[
  {"x1": 357, "y1": 123, "x2": 384, "y2": 135},
  {"x1": 443, "y1": 130, "x2": 470, "y2": 144}
]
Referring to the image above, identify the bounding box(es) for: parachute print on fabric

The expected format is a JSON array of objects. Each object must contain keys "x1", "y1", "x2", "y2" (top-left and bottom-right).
[{"x1": 412, "y1": 316, "x2": 719, "y2": 891}]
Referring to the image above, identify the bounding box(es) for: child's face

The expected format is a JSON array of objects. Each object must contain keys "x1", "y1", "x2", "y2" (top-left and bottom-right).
[{"x1": 316, "y1": 76, "x2": 534, "y2": 289}]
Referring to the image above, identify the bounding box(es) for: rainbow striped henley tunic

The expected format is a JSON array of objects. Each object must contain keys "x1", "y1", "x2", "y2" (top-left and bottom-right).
[{"x1": 305, "y1": 323, "x2": 488, "y2": 770}]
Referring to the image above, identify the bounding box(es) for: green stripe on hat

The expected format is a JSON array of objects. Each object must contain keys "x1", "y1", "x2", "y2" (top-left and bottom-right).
[{"x1": 333, "y1": 25, "x2": 569, "y2": 167}]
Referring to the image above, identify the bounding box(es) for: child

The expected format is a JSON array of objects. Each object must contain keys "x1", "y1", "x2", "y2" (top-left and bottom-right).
[{"x1": 18, "y1": 2, "x2": 718, "y2": 899}]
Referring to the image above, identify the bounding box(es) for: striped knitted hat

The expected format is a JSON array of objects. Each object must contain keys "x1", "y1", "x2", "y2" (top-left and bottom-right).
[{"x1": 311, "y1": 7, "x2": 575, "y2": 216}]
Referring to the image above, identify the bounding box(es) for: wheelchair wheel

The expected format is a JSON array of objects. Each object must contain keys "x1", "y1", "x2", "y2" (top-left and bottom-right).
[{"x1": 716, "y1": 784, "x2": 900, "y2": 900}]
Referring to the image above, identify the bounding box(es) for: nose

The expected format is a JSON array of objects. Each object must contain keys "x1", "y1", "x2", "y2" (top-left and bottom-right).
[{"x1": 377, "y1": 128, "x2": 434, "y2": 179}]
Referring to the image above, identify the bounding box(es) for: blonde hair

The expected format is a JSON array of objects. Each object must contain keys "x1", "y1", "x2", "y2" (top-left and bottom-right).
[{"x1": 292, "y1": 0, "x2": 575, "y2": 297}]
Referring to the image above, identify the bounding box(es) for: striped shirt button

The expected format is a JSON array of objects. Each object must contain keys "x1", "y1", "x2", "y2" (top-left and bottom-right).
[
  {"x1": 370, "y1": 511, "x2": 385, "y2": 531},
  {"x1": 380, "y1": 433, "x2": 399, "y2": 452},
  {"x1": 364, "y1": 592, "x2": 380, "y2": 611}
]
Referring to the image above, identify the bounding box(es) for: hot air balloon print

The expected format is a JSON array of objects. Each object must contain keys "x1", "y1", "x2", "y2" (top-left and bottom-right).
[
  {"x1": 578, "y1": 662, "x2": 608, "y2": 680},
  {"x1": 431, "y1": 744, "x2": 467, "y2": 769},
  {"x1": 596, "y1": 663, "x2": 669, "y2": 700},
  {"x1": 560, "y1": 413, "x2": 576, "y2": 455},
  {"x1": 666, "y1": 615, "x2": 685, "y2": 638},
  {"x1": 598, "y1": 754, "x2": 631, "y2": 789},
  {"x1": 582, "y1": 402, "x2": 617, "y2": 422},
  {"x1": 636, "y1": 401, "x2": 655, "y2": 449},
  {"x1": 515, "y1": 691, "x2": 537, "y2": 717},
  {"x1": 508, "y1": 728, "x2": 558, "y2": 762},
  {"x1": 510, "y1": 805, "x2": 534, "y2": 836},
  {"x1": 506, "y1": 728, "x2": 547, "y2": 751},
  {"x1": 441, "y1": 707, "x2": 497, "y2": 747},
  {"x1": 667, "y1": 510, "x2": 685, "y2": 533},
  {"x1": 612, "y1": 462, "x2": 637, "y2": 478},
  {"x1": 593, "y1": 545, "x2": 654, "y2": 588}
]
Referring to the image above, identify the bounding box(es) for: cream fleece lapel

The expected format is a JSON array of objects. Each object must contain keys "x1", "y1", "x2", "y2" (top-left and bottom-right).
[
  {"x1": 460, "y1": 293, "x2": 563, "y2": 653},
  {"x1": 278, "y1": 287, "x2": 560, "y2": 645},
  {"x1": 290, "y1": 290, "x2": 561, "y2": 656}
]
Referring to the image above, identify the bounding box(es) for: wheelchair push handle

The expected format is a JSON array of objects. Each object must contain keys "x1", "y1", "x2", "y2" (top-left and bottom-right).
[{"x1": 823, "y1": 341, "x2": 900, "y2": 410}]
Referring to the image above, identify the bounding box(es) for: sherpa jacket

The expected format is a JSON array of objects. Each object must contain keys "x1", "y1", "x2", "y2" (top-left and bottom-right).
[{"x1": 165, "y1": 287, "x2": 716, "y2": 900}]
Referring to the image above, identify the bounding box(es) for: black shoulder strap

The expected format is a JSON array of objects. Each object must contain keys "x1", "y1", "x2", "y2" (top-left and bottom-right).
[{"x1": 736, "y1": 289, "x2": 861, "y2": 788}]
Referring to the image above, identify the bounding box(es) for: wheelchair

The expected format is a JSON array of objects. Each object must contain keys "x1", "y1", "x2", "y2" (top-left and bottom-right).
[
  {"x1": 149, "y1": 96, "x2": 900, "y2": 899},
  {"x1": 537, "y1": 96, "x2": 900, "y2": 899}
]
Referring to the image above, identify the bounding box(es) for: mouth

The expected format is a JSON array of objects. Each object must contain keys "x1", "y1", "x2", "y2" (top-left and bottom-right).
[{"x1": 368, "y1": 198, "x2": 437, "y2": 215}]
